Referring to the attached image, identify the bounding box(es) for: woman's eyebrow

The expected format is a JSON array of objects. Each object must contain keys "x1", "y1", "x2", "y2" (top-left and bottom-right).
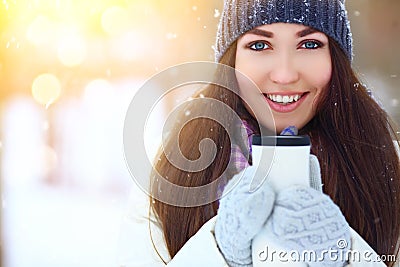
[
  {"x1": 297, "y1": 27, "x2": 318, "y2": 37},
  {"x1": 246, "y1": 27, "x2": 320, "y2": 38},
  {"x1": 247, "y1": 28, "x2": 273, "y2": 38}
]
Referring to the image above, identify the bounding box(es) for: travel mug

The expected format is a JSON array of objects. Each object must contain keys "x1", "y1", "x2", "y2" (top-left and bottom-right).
[{"x1": 251, "y1": 135, "x2": 311, "y2": 266}]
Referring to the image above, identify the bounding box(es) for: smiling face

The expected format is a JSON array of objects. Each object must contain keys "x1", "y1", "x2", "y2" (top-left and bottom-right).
[{"x1": 235, "y1": 23, "x2": 332, "y2": 133}]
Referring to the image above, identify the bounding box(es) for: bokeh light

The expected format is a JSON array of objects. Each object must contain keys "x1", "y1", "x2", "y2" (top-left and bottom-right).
[
  {"x1": 26, "y1": 15, "x2": 55, "y2": 46},
  {"x1": 57, "y1": 33, "x2": 87, "y2": 67},
  {"x1": 31, "y1": 73, "x2": 62, "y2": 107}
]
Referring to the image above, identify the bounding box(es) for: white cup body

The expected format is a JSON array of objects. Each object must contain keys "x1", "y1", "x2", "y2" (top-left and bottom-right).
[
  {"x1": 251, "y1": 145, "x2": 310, "y2": 192},
  {"x1": 251, "y1": 138, "x2": 310, "y2": 267}
]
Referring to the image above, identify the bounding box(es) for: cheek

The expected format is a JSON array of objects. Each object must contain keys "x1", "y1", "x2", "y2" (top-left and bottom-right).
[
  {"x1": 235, "y1": 64, "x2": 262, "y2": 100},
  {"x1": 306, "y1": 59, "x2": 331, "y2": 111},
  {"x1": 310, "y1": 56, "x2": 332, "y2": 89},
  {"x1": 236, "y1": 75, "x2": 261, "y2": 115},
  {"x1": 319, "y1": 70, "x2": 332, "y2": 89},
  {"x1": 235, "y1": 49, "x2": 265, "y2": 85},
  {"x1": 314, "y1": 69, "x2": 331, "y2": 107}
]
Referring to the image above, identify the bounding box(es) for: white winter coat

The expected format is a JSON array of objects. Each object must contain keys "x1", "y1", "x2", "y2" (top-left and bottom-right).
[{"x1": 117, "y1": 181, "x2": 399, "y2": 267}]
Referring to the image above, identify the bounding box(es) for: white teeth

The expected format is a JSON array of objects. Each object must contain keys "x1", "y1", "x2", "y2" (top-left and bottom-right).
[
  {"x1": 282, "y1": 96, "x2": 289, "y2": 103},
  {"x1": 266, "y1": 94, "x2": 303, "y2": 104}
]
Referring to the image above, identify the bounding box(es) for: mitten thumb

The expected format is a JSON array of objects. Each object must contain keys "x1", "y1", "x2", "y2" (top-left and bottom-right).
[{"x1": 309, "y1": 154, "x2": 323, "y2": 192}]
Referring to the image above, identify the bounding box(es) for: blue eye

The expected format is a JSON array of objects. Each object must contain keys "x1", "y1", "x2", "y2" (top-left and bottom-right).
[
  {"x1": 250, "y1": 41, "x2": 269, "y2": 51},
  {"x1": 301, "y1": 40, "x2": 322, "y2": 49}
]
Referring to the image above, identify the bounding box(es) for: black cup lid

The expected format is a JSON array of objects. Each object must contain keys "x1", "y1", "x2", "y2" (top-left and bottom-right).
[{"x1": 252, "y1": 135, "x2": 311, "y2": 146}]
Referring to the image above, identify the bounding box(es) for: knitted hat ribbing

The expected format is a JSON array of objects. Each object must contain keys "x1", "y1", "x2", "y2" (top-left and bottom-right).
[{"x1": 215, "y1": 0, "x2": 353, "y2": 62}]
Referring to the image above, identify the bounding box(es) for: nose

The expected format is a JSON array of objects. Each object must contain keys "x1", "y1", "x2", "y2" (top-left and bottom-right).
[{"x1": 268, "y1": 54, "x2": 300, "y2": 85}]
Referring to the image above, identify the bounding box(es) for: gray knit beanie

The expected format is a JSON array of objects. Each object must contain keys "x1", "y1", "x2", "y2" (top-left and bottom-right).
[{"x1": 215, "y1": 0, "x2": 353, "y2": 62}]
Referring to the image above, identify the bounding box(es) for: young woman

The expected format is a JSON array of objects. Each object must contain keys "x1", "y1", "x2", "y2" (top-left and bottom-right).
[{"x1": 119, "y1": 0, "x2": 400, "y2": 266}]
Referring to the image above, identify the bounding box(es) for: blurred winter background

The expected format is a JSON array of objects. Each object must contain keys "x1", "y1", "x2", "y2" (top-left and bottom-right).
[{"x1": 0, "y1": 0, "x2": 398, "y2": 266}]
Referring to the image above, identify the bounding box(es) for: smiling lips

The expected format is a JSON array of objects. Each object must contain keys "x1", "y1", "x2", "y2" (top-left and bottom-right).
[{"x1": 263, "y1": 92, "x2": 308, "y2": 113}]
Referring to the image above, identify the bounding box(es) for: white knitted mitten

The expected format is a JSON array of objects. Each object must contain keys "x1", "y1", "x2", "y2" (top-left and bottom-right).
[
  {"x1": 215, "y1": 171, "x2": 275, "y2": 267},
  {"x1": 265, "y1": 185, "x2": 351, "y2": 267}
]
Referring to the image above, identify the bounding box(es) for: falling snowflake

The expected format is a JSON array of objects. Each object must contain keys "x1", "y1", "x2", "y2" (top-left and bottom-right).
[{"x1": 391, "y1": 99, "x2": 399, "y2": 107}]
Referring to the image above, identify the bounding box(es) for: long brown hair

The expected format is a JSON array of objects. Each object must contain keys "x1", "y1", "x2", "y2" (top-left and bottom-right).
[{"x1": 150, "y1": 39, "x2": 400, "y2": 266}]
